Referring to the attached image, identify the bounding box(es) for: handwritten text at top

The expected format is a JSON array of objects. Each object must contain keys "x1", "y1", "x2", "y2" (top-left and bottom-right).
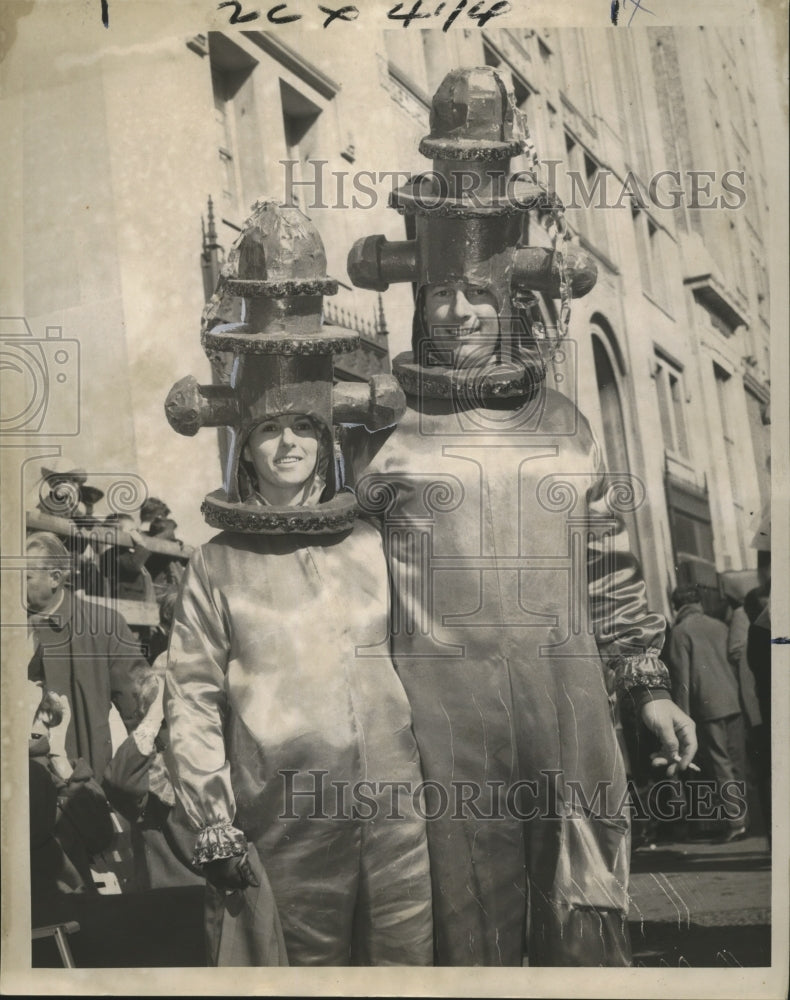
[{"x1": 217, "y1": 0, "x2": 512, "y2": 30}]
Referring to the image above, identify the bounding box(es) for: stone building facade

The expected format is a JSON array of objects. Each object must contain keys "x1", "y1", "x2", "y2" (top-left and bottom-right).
[{"x1": 2, "y1": 13, "x2": 772, "y2": 615}]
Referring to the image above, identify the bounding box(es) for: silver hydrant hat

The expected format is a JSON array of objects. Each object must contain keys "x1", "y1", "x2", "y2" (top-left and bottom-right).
[{"x1": 166, "y1": 200, "x2": 406, "y2": 534}]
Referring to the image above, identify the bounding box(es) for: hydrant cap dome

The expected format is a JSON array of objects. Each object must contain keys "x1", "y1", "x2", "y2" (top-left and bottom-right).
[
  {"x1": 420, "y1": 67, "x2": 522, "y2": 161},
  {"x1": 223, "y1": 200, "x2": 339, "y2": 299},
  {"x1": 238, "y1": 201, "x2": 327, "y2": 282}
]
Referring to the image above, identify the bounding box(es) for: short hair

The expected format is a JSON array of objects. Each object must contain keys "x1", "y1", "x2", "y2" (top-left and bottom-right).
[
  {"x1": 140, "y1": 497, "x2": 170, "y2": 522},
  {"x1": 671, "y1": 584, "x2": 702, "y2": 611},
  {"x1": 148, "y1": 517, "x2": 177, "y2": 538},
  {"x1": 26, "y1": 532, "x2": 71, "y2": 573}
]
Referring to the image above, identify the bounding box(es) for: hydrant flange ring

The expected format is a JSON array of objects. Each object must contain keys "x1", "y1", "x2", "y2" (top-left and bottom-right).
[
  {"x1": 202, "y1": 326, "x2": 360, "y2": 356},
  {"x1": 224, "y1": 277, "x2": 339, "y2": 298},
  {"x1": 202, "y1": 489, "x2": 358, "y2": 535}
]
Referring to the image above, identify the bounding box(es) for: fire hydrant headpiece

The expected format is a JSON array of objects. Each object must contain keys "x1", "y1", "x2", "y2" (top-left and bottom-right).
[
  {"x1": 347, "y1": 67, "x2": 598, "y2": 402},
  {"x1": 166, "y1": 200, "x2": 406, "y2": 534}
]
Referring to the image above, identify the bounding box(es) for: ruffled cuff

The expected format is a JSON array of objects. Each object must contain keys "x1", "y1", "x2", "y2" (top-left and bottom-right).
[
  {"x1": 193, "y1": 822, "x2": 247, "y2": 866},
  {"x1": 611, "y1": 653, "x2": 671, "y2": 693}
]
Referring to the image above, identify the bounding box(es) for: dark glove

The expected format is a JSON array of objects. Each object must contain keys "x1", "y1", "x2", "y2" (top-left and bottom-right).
[{"x1": 202, "y1": 849, "x2": 260, "y2": 892}]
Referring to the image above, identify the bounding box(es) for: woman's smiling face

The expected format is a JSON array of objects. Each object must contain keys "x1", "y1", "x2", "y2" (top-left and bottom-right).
[{"x1": 244, "y1": 414, "x2": 320, "y2": 505}]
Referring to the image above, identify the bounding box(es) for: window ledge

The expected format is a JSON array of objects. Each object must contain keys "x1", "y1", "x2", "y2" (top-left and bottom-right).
[
  {"x1": 642, "y1": 291, "x2": 675, "y2": 322},
  {"x1": 665, "y1": 453, "x2": 704, "y2": 492},
  {"x1": 684, "y1": 271, "x2": 749, "y2": 333}
]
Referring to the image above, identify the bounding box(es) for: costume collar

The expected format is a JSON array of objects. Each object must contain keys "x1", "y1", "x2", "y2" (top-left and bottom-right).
[
  {"x1": 201, "y1": 489, "x2": 357, "y2": 535},
  {"x1": 391, "y1": 351, "x2": 547, "y2": 404}
]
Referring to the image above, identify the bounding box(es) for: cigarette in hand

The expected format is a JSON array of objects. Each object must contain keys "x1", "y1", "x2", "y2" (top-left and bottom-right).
[
  {"x1": 670, "y1": 751, "x2": 701, "y2": 773},
  {"x1": 650, "y1": 754, "x2": 701, "y2": 772}
]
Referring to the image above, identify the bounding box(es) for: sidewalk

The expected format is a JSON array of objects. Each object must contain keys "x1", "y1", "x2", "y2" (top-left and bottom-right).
[{"x1": 628, "y1": 833, "x2": 771, "y2": 967}]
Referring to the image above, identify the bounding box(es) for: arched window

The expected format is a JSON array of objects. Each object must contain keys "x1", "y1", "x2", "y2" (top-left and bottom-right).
[
  {"x1": 590, "y1": 322, "x2": 642, "y2": 561},
  {"x1": 592, "y1": 334, "x2": 629, "y2": 475}
]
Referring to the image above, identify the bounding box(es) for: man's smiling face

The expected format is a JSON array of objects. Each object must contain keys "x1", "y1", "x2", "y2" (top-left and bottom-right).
[{"x1": 423, "y1": 283, "x2": 500, "y2": 369}]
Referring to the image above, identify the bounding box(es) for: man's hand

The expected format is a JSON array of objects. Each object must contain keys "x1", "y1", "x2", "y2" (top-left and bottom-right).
[
  {"x1": 45, "y1": 693, "x2": 74, "y2": 781},
  {"x1": 128, "y1": 529, "x2": 151, "y2": 568},
  {"x1": 46, "y1": 693, "x2": 72, "y2": 758},
  {"x1": 640, "y1": 699, "x2": 697, "y2": 777},
  {"x1": 203, "y1": 848, "x2": 261, "y2": 893}
]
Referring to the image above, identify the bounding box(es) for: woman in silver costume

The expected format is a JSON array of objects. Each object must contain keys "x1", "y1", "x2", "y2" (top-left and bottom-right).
[{"x1": 165, "y1": 409, "x2": 433, "y2": 966}]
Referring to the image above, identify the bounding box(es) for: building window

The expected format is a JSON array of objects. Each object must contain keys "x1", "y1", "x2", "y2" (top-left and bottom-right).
[
  {"x1": 280, "y1": 80, "x2": 323, "y2": 200},
  {"x1": 511, "y1": 72, "x2": 533, "y2": 115},
  {"x1": 714, "y1": 364, "x2": 746, "y2": 563},
  {"x1": 212, "y1": 68, "x2": 240, "y2": 205},
  {"x1": 633, "y1": 208, "x2": 670, "y2": 312},
  {"x1": 673, "y1": 510, "x2": 716, "y2": 564},
  {"x1": 665, "y1": 474, "x2": 718, "y2": 608},
  {"x1": 654, "y1": 353, "x2": 689, "y2": 459},
  {"x1": 481, "y1": 41, "x2": 535, "y2": 115},
  {"x1": 208, "y1": 32, "x2": 340, "y2": 226},
  {"x1": 593, "y1": 335, "x2": 627, "y2": 471},
  {"x1": 671, "y1": 503, "x2": 716, "y2": 564},
  {"x1": 564, "y1": 133, "x2": 609, "y2": 257},
  {"x1": 209, "y1": 34, "x2": 261, "y2": 216},
  {"x1": 483, "y1": 41, "x2": 502, "y2": 68},
  {"x1": 592, "y1": 329, "x2": 641, "y2": 560},
  {"x1": 583, "y1": 151, "x2": 608, "y2": 254}
]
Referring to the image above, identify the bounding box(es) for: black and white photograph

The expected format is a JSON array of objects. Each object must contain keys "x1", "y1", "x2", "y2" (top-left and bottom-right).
[{"x1": 1, "y1": 0, "x2": 787, "y2": 995}]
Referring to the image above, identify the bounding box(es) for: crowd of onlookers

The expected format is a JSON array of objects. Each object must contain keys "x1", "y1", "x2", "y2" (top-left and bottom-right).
[
  {"x1": 625, "y1": 536, "x2": 772, "y2": 849},
  {"x1": 27, "y1": 462, "x2": 202, "y2": 919},
  {"x1": 32, "y1": 459, "x2": 187, "y2": 610}
]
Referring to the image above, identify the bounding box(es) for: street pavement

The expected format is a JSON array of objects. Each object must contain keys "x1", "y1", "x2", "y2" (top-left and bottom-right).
[
  {"x1": 34, "y1": 836, "x2": 773, "y2": 968},
  {"x1": 628, "y1": 833, "x2": 772, "y2": 967}
]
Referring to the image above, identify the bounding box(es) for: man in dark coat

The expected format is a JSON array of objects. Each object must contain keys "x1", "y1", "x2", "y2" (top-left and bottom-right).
[
  {"x1": 26, "y1": 531, "x2": 148, "y2": 779},
  {"x1": 99, "y1": 513, "x2": 154, "y2": 603},
  {"x1": 667, "y1": 584, "x2": 748, "y2": 840}
]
